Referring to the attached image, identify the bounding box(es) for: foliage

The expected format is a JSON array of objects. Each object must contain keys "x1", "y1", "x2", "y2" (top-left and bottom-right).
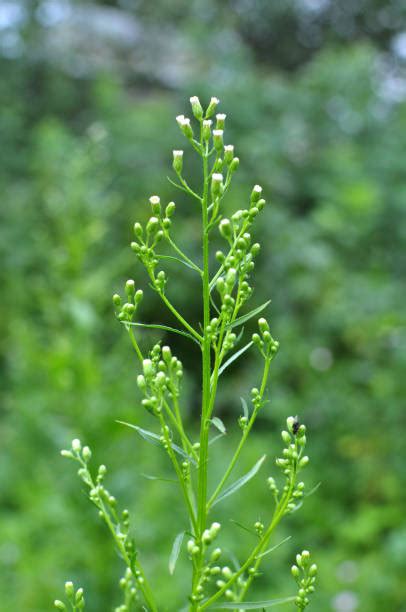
[{"x1": 1, "y1": 2, "x2": 405, "y2": 611}]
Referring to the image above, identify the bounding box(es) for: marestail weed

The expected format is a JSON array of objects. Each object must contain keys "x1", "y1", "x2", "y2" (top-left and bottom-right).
[{"x1": 56, "y1": 97, "x2": 318, "y2": 611}]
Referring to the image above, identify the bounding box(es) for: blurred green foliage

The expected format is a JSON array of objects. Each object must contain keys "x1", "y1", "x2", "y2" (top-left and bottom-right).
[{"x1": 1, "y1": 1, "x2": 405, "y2": 610}]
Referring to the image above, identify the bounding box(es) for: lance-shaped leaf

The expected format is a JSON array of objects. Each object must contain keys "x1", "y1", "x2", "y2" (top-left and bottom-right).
[
  {"x1": 227, "y1": 299, "x2": 271, "y2": 330},
  {"x1": 216, "y1": 341, "x2": 253, "y2": 379},
  {"x1": 212, "y1": 455, "x2": 266, "y2": 507},
  {"x1": 211, "y1": 596, "x2": 296, "y2": 609},
  {"x1": 117, "y1": 421, "x2": 197, "y2": 465},
  {"x1": 210, "y1": 417, "x2": 227, "y2": 434},
  {"x1": 169, "y1": 531, "x2": 185, "y2": 575},
  {"x1": 124, "y1": 321, "x2": 200, "y2": 345}
]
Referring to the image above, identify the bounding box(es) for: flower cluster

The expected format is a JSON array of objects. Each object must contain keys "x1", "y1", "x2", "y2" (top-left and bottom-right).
[
  {"x1": 113, "y1": 280, "x2": 143, "y2": 323},
  {"x1": 137, "y1": 343, "x2": 183, "y2": 415},
  {"x1": 291, "y1": 550, "x2": 318, "y2": 609},
  {"x1": 54, "y1": 581, "x2": 84, "y2": 611}
]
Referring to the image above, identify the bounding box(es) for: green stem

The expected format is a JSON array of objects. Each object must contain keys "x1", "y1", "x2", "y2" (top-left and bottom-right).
[{"x1": 207, "y1": 356, "x2": 272, "y2": 509}]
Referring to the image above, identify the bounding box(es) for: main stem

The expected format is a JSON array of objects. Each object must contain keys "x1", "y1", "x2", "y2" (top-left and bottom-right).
[{"x1": 194, "y1": 146, "x2": 211, "y2": 604}]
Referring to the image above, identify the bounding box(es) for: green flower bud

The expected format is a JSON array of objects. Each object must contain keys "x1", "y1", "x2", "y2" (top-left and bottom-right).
[
  {"x1": 215, "y1": 250, "x2": 225, "y2": 263},
  {"x1": 71, "y1": 439, "x2": 81, "y2": 452},
  {"x1": 75, "y1": 588, "x2": 84, "y2": 602},
  {"x1": 299, "y1": 456, "x2": 309, "y2": 468},
  {"x1": 54, "y1": 601, "x2": 66, "y2": 610},
  {"x1": 206, "y1": 96, "x2": 220, "y2": 118},
  {"x1": 65, "y1": 582, "x2": 74, "y2": 597},
  {"x1": 60, "y1": 449, "x2": 73, "y2": 458},
  {"x1": 137, "y1": 374, "x2": 146, "y2": 391},
  {"x1": 176, "y1": 115, "x2": 193, "y2": 140},
  {"x1": 219, "y1": 218, "x2": 232, "y2": 239},
  {"x1": 229, "y1": 157, "x2": 239, "y2": 172},
  {"x1": 112, "y1": 293, "x2": 121, "y2": 307},
  {"x1": 257, "y1": 198, "x2": 266, "y2": 210},
  {"x1": 165, "y1": 201, "x2": 176, "y2": 217},
  {"x1": 133, "y1": 222, "x2": 143, "y2": 239},
  {"x1": 309, "y1": 564, "x2": 318, "y2": 577},
  {"x1": 82, "y1": 446, "x2": 92, "y2": 461},
  {"x1": 149, "y1": 195, "x2": 161, "y2": 215},
  {"x1": 251, "y1": 184, "x2": 263, "y2": 203},
  {"x1": 215, "y1": 113, "x2": 226, "y2": 129},
  {"x1": 125, "y1": 279, "x2": 135, "y2": 296},
  {"x1": 251, "y1": 243, "x2": 261, "y2": 256},
  {"x1": 131, "y1": 241, "x2": 140, "y2": 253},
  {"x1": 134, "y1": 289, "x2": 143, "y2": 304},
  {"x1": 190, "y1": 95, "x2": 203, "y2": 119},
  {"x1": 281, "y1": 430, "x2": 291, "y2": 444},
  {"x1": 213, "y1": 129, "x2": 224, "y2": 152},
  {"x1": 223, "y1": 144, "x2": 234, "y2": 164},
  {"x1": 172, "y1": 150, "x2": 183, "y2": 174},
  {"x1": 258, "y1": 317, "x2": 270, "y2": 333},
  {"x1": 202, "y1": 119, "x2": 212, "y2": 142},
  {"x1": 146, "y1": 216, "x2": 159, "y2": 234},
  {"x1": 211, "y1": 173, "x2": 223, "y2": 198},
  {"x1": 142, "y1": 359, "x2": 154, "y2": 378}
]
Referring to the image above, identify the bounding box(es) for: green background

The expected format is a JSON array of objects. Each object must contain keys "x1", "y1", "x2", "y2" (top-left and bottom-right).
[{"x1": 1, "y1": 1, "x2": 405, "y2": 610}]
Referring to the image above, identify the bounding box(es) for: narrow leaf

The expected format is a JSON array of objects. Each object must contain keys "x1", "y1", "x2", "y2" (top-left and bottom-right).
[
  {"x1": 140, "y1": 473, "x2": 177, "y2": 484},
  {"x1": 156, "y1": 254, "x2": 197, "y2": 272},
  {"x1": 117, "y1": 421, "x2": 197, "y2": 465},
  {"x1": 124, "y1": 321, "x2": 200, "y2": 345},
  {"x1": 217, "y1": 341, "x2": 253, "y2": 378},
  {"x1": 212, "y1": 455, "x2": 266, "y2": 507},
  {"x1": 255, "y1": 536, "x2": 292, "y2": 560},
  {"x1": 240, "y1": 397, "x2": 249, "y2": 419},
  {"x1": 305, "y1": 481, "x2": 322, "y2": 497},
  {"x1": 211, "y1": 596, "x2": 296, "y2": 609},
  {"x1": 210, "y1": 417, "x2": 227, "y2": 434},
  {"x1": 228, "y1": 299, "x2": 272, "y2": 330},
  {"x1": 209, "y1": 433, "x2": 225, "y2": 446},
  {"x1": 230, "y1": 519, "x2": 257, "y2": 537},
  {"x1": 169, "y1": 531, "x2": 185, "y2": 575}
]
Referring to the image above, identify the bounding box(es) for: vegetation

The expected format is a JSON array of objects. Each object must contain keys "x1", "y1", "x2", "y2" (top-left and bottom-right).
[{"x1": 1, "y1": 2, "x2": 405, "y2": 610}]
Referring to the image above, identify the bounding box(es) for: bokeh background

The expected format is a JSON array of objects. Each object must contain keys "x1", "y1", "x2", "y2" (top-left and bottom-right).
[{"x1": 1, "y1": 1, "x2": 406, "y2": 610}]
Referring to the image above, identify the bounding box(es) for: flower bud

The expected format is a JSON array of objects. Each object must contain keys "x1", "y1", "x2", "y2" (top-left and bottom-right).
[
  {"x1": 202, "y1": 119, "x2": 212, "y2": 142},
  {"x1": 206, "y1": 96, "x2": 220, "y2": 118},
  {"x1": 281, "y1": 430, "x2": 291, "y2": 444},
  {"x1": 299, "y1": 456, "x2": 309, "y2": 468},
  {"x1": 190, "y1": 95, "x2": 203, "y2": 119},
  {"x1": 216, "y1": 277, "x2": 225, "y2": 295},
  {"x1": 257, "y1": 198, "x2": 266, "y2": 210},
  {"x1": 65, "y1": 582, "x2": 74, "y2": 597},
  {"x1": 216, "y1": 113, "x2": 226, "y2": 130},
  {"x1": 251, "y1": 184, "x2": 263, "y2": 203},
  {"x1": 172, "y1": 150, "x2": 183, "y2": 174},
  {"x1": 54, "y1": 601, "x2": 66, "y2": 610},
  {"x1": 165, "y1": 201, "x2": 176, "y2": 217},
  {"x1": 82, "y1": 446, "x2": 92, "y2": 461},
  {"x1": 291, "y1": 565, "x2": 300, "y2": 578},
  {"x1": 146, "y1": 216, "x2": 159, "y2": 235},
  {"x1": 149, "y1": 195, "x2": 161, "y2": 215},
  {"x1": 134, "y1": 289, "x2": 143, "y2": 304},
  {"x1": 133, "y1": 222, "x2": 143, "y2": 239},
  {"x1": 142, "y1": 359, "x2": 154, "y2": 378},
  {"x1": 211, "y1": 173, "x2": 223, "y2": 198},
  {"x1": 229, "y1": 157, "x2": 239, "y2": 173},
  {"x1": 137, "y1": 374, "x2": 146, "y2": 391},
  {"x1": 112, "y1": 293, "x2": 121, "y2": 307},
  {"x1": 258, "y1": 317, "x2": 270, "y2": 333},
  {"x1": 212, "y1": 129, "x2": 224, "y2": 152},
  {"x1": 309, "y1": 563, "x2": 318, "y2": 577},
  {"x1": 71, "y1": 439, "x2": 81, "y2": 452},
  {"x1": 226, "y1": 267, "x2": 237, "y2": 287},
  {"x1": 176, "y1": 115, "x2": 193, "y2": 140},
  {"x1": 219, "y1": 218, "x2": 232, "y2": 239},
  {"x1": 223, "y1": 144, "x2": 234, "y2": 164},
  {"x1": 125, "y1": 279, "x2": 135, "y2": 296}
]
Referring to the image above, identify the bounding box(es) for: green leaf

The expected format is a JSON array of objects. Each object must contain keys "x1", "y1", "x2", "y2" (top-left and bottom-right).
[
  {"x1": 140, "y1": 473, "x2": 177, "y2": 484},
  {"x1": 227, "y1": 299, "x2": 272, "y2": 330},
  {"x1": 210, "y1": 417, "x2": 227, "y2": 434},
  {"x1": 212, "y1": 455, "x2": 266, "y2": 507},
  {"x1": 156, "y1": 254, "x2": 197, "y2": 272},
  {"x1": 240, "y1": 397, "x2": 249, "y2": 419},
  {"x1": 169, "y1": 531, "x2": 185, "y2": 575},
  {"x1": 124, "y1": 321, "x2": 200, "y2": 345},
  {"x1": 211, "y1": 597, "x2": 296, "y2": 609},
  {"x1": 255, "y1": 536, "x2": 292, "y2": 559},
  {"x1": 217, "y1": 341, "x2": 253, "y2": 378},
  {"x1": 117, "y1": 421, "x2": 197, "y2": 465}
]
